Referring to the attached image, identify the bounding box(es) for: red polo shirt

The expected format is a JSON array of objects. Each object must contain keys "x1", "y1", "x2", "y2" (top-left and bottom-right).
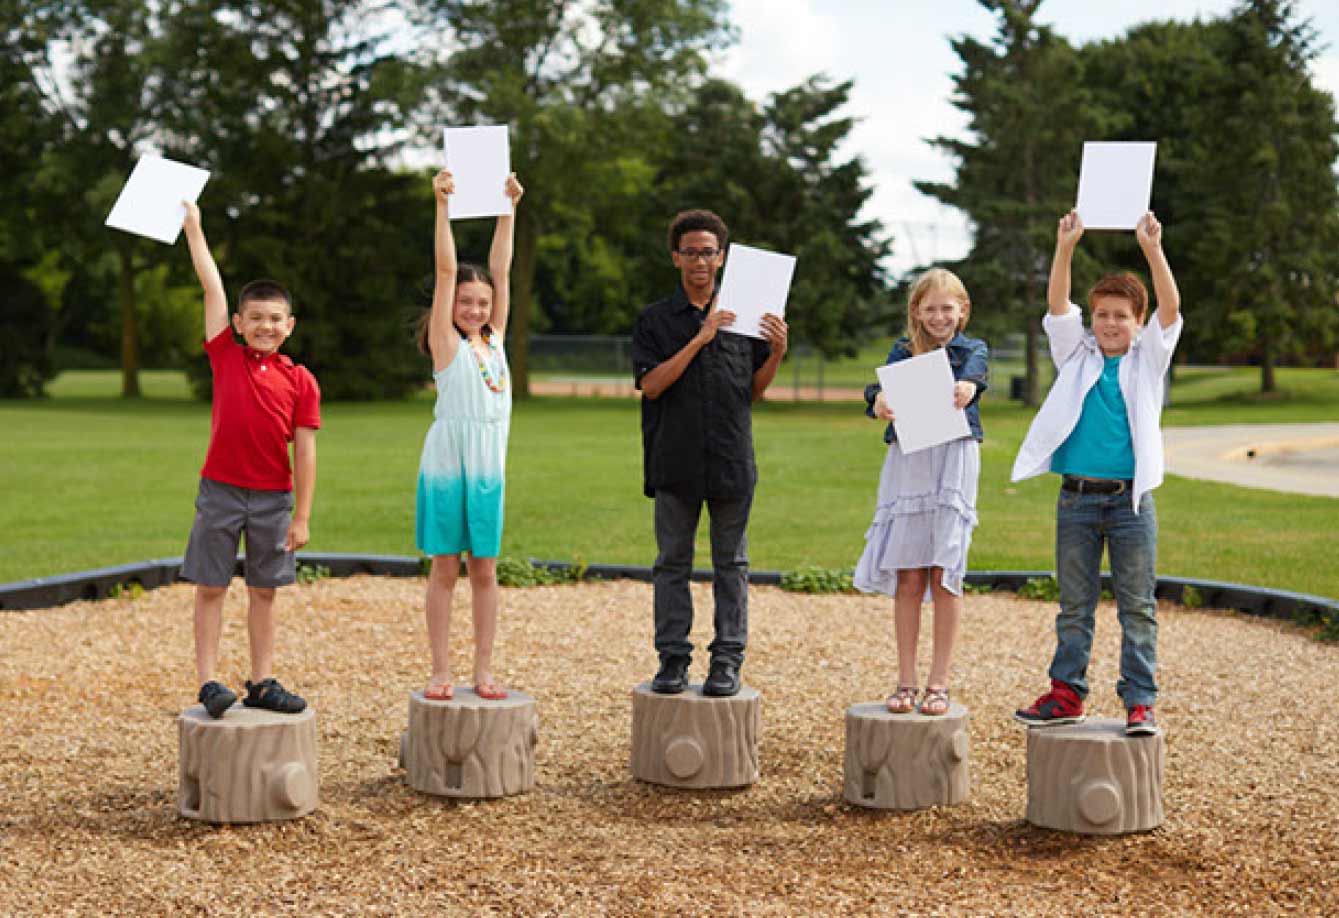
[{"x1": 200, "y1": 328, "x2": 321, "y2": 492}]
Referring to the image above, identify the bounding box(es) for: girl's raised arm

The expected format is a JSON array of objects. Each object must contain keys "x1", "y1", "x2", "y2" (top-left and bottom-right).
[
  {"x1": 429, "y1": 169, "x2": 460, "y2": 370},
  {"x1": 487, "y1": 173, "x2": 524, "y2": 339}
]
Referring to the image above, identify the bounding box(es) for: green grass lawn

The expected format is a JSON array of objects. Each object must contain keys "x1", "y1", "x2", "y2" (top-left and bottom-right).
[{"x1": 3, "y1": 367, "x2": 1337, "y2": 599}]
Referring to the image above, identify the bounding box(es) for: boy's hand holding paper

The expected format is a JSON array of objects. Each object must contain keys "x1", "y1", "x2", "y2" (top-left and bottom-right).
[
  {"x1": 105, "y1": 155, "x2": 211, "y2": 245},
  {"x1": 716, "y1": 243, "x2": 796, "y2": 339}
]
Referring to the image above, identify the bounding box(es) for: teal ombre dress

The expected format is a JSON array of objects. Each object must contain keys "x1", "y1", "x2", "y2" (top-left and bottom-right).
[{"x1": 416, "y1": 338, "x2": 511, "y2": 557}]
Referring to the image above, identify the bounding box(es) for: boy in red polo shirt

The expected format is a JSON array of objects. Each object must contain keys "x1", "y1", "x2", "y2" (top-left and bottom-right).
[{"x1": 180, "y1": 200, "x2": 321, "y2": 718}]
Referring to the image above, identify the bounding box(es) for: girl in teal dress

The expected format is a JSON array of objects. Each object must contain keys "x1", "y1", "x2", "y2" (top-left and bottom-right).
[{"x1": 415, "y1": 167, "x2": 524, "y2": 702}]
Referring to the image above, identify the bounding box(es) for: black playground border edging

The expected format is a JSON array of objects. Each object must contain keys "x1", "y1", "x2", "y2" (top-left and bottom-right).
[{"x1": 0, "y1": 552, "x2": 1335, "y2": 630}]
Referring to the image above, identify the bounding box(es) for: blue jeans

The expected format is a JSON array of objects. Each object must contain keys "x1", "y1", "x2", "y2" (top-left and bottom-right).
[{"x1": 1049, "y1": 489, "x2": 1158, "y2": 708}]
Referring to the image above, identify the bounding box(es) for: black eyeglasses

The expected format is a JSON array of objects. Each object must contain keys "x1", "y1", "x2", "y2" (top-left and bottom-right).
[{"x1": 677, "y1": 248, "x2": 720, "y2": 261}]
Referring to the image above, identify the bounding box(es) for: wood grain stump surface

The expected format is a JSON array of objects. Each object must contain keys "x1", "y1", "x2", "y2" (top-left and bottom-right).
[
  {"x1": 1025, "y1": 718, "x2": 1165, "y2": 834},
  {"x1": 178, "y1": 704, "x2": 319, "y2": 824},
  {"x1": 401, "y1": 688, "x2": 538, "y2": 799},
  {"x1": 843, "y1": 701, "x2": 970, "y2": 810},
  {"x1": 630, "y1": 683, "x2": 761, "y2": 788}
]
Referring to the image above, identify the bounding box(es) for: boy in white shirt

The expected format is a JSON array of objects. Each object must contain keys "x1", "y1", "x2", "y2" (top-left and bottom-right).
[{"x1": 1012, "y1": 209, "x2": 1181, "y2": 737}]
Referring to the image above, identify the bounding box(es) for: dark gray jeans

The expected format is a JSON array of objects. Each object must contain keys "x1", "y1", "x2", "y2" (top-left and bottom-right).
[{"x1": 652, "y1": 485, "x2": 752, "y2": 665}]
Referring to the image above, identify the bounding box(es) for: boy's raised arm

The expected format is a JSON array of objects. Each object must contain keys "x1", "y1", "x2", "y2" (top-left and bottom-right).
[
  {"x1": 1048, "y1": 209, "x2": 1084, "y2": 316},
  {"x1": 428, "y1": 169, "x2": 459, "y2": 366},
  {"x1": 1137, "y1": 212, "x2": 1181, "y2": 329},
  {"x1": 182, "y1": 200, "x2": 229, "y2": 341},
  {"x1": 487, "y1": 173, "x2": 524, "y2": 339}
]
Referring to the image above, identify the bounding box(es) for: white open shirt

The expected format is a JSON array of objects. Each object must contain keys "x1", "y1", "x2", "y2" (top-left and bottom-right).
[{"x1": 1010, "y1": 303, "x2": 1184, "y2": 512}]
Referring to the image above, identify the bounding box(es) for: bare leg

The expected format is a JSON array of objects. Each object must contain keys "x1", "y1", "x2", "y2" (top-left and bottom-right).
[
  {"x1": 246, "y1": 586, "x2": 277, "y2": 683},
  {"x1": 425, "y1": 554, "x2": 460, "y2": 691},
  {"x1": 893, "y1": 569, "x2": 929, "y2": 689},
  {"x1": 924, "y1": 567, "x2": 962, "y2": 713},
  {"x1": 194, "y1": 585, "x2": 229, "y2": 684},
  {"x1": 467, "y1": 555, "x2": 501, "y2": 689}
]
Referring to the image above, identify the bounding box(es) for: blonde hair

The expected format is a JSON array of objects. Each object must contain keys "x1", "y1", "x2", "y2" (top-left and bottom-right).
[{"x1": 905, "y1": 268, "x2": 971, "y2": 355}]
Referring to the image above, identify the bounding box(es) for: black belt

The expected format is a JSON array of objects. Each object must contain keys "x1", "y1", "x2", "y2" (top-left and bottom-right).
[{"x1": 1062, "y1": 476, "x2": 1132, "y2": 495}]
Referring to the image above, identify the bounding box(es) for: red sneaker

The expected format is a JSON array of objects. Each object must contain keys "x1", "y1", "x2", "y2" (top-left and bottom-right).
[
  {"x1": 1125, "y1": 705, "x2": 1158, "y2": 736},
  {"x1": 1013, "y1": 679, "x2": 1085, "y2": 726}
]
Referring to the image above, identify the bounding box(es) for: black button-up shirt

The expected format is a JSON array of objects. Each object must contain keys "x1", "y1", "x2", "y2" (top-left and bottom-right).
[{"x1": 632, "y1": 287, "x2": 772, "y2": 498}]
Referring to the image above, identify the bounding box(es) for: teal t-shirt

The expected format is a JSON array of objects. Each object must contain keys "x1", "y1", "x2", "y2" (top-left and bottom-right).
[{"x1": 1051, "y1": 354, "x2": 1135, "y2": 479}]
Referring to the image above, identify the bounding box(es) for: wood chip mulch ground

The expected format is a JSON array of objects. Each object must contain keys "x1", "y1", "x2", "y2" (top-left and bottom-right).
[{"x1": 1, "y1": 577, "x2": 1335, "y2": 916}]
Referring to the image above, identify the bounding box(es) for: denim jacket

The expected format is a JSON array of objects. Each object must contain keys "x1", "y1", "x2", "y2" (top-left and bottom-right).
[{"x1": 863, "y1": 333, "x2": 989, "y2": 443}]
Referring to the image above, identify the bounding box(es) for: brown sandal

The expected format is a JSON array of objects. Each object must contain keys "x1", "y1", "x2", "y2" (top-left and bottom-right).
[
  {"x1": 920, "y1": 686, "x2": 950, "y2": 716},
  {"x1": 886, "y1": 686, "x2": 918, "y2": 714}
]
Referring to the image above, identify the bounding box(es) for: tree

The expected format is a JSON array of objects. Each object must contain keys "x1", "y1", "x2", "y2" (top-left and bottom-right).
[
  {"x1": 1184, "y1": 0, "x2": 1339, "y2": 390},
  {"x1": 420, "y1": 0, "x2": 734, "y2": 397},
  {"x1": 0, "y1": 0, "x2": 63, "y2": 395},
  {"x1": 159, "y1": 0, "x2": 433, "y2": 400},
  {"x1": 916, "y1": 0, "x2": 1099, "y2": 405}
]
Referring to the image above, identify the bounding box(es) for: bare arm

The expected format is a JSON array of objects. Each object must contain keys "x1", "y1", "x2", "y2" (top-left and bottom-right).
[
  {"x1": 429, "y1": 170, "x2": 459, "y2": 370},
  {"x1": 286, "y1": 426, "x2": 317, "y2": 551},
  {"x1": 488, "y1": 173, "x2": 524, "y2": 339},
  {"x1": 641, "y1": 306, "x2": 736, "y2": 400},
  {"x1": 750, "y1": 313, "x2": 789, "y2": 401},
  {"x1": 1137, "y1": 212, "x2": 1181, "y2": 329},
  {"x1": 1048, "y1": 209, "x2": 1084, "y2": 316},
  {"x1": 182, "y1": 200, "x2": 229, "y2": 341}
]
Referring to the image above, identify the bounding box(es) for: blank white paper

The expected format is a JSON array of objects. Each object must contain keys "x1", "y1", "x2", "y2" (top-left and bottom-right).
[
  {"x1": 443, "y1": 125, "x2": 511, "y2": 220},
  {"x1": 104, "y1": 155, "x2": 211, "y2": 245},
  {"x1": 876, "y1": 349, "x2": 971, "y2": 454},
  {"x1": 717, "y1": 243, "x2": 796, "y2": 339},
  {"x1": 1075, "y1": 141, "x2": 1157, "y2": 230}
]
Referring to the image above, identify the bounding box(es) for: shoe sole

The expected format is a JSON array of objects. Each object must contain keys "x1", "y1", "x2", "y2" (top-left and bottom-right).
[
  {"x1": 1125, "y1": 724, "x2": 1158, "y2": 736},
  {"x1": 650, "y1": 683, "x2": 686, "y2": 695},
  {"x1": 1013, "y1": 712, "x2": 1086, "y2": 727},
  {"x1": 701, "y1": 685, "x2": 740, "y2": 697}
]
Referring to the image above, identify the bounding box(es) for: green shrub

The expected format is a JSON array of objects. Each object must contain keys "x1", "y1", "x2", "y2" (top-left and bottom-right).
[
  {"x1": 496, "y1": 556, "x2": 585, "y2": 587},
  {"x1": 108, "y1": 581, "x2": 144, "y2": 601},
  {"x1": 779, "y1": 566, "x2": 856, "y2": 594},
  {"x1": 295, "y1": 562, "x2": 331, "y2": 585},
  {"x1": 1181, "y1": 585, "x2": 1204, "y2": 609},
  {"x1": 963, "y1": 582, "x2": 994, "y2": 595},
  {"x1": 1017, "y1": 576, "x2": 1060, "y2": 602}
]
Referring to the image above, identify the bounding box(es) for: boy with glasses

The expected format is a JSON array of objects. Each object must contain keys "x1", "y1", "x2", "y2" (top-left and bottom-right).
[{"x1": 631, "y1": 210, "x2": 788, "y2": 696}]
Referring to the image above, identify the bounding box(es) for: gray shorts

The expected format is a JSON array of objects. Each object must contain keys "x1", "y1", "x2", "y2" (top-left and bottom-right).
[{"x1": 181, "y1": 478, "x2": 296, "y2": 588}]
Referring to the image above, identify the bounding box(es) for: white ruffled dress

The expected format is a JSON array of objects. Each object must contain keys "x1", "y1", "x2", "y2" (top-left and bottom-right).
[{"x1": 852, "y1": 436, "x2": 980, "y2": 597}]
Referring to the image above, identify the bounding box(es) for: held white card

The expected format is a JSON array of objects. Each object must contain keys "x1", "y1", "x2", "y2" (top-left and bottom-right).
[
  {"x1": 442, "y1": 125, "x2": 511, "y2": 220},
  {"x1": 717, "y1": 243, "x2": 796, "y2": 339},
  {"x1": 875, "y1": 349, "x2": 970, "y2": 455},
  {"x1": 1075, "y1": 141, "x2": 1157, "y2": 230},
  {"x1": 104, "y1": 155, "x2": 211, "y2": 245}
]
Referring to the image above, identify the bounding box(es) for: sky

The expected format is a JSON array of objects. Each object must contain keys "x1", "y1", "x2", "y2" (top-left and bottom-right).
[{"x1": 718, "y1": 1, "x2": 1339, "y2": 275}]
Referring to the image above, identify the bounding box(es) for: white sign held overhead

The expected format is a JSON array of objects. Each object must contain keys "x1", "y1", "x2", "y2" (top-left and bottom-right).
[
  {"x1": 442, "y1": 125, "x2": 511, "y2": 220},
  {"x1": 875, "y1": 349, "x2": 971, "y2": 455},
  {"x1": 1075, "y1": 141, "x2": 1157, "y2": 231},
  {"x1": 716, "y1": 243, "x2": 796, "y2": 340},
  {"x1": 104, "y1": 155, "x2": 211, "y2": 245}
]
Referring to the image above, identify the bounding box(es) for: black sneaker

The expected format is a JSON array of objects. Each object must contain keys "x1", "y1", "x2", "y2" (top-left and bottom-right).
[
  {"x1": 198, "y1": 681, "x2": 237, "y2": 719},
  {"x1": 651, "y1": 656, "x2": 690, "y2": 694},
  {"x1": 702, "y1": 656, "x2": 741, "y2": 697},
  {"x1": 1125, "y1": 705, "x2": 1158, "y2": 736},
  {"x1": 243, "y1": 678, "x2": 307, "y2": 714}
]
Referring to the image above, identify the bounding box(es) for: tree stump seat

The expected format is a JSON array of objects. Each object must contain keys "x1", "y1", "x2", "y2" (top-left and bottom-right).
[
  {"x1": 842, "y1": 701, "x2": 971, "y2": 810},
  {"x1": 630, "y1": 683, "x2": 761, "y2": 788},
  {"x1": 400, "y1": 688, "x2": 538, "y2": 798},
  {"x1": 178, "y1": 704, "x2": 319, "y2": 823},
  {"x1": 1025, "y1": 718, "x2": 1165, "y2": 834}
]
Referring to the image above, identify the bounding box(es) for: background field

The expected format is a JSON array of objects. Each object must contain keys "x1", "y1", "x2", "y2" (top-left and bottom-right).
[{"x1": 2, "y1": 367, "x2": 1336, "y2": 598}]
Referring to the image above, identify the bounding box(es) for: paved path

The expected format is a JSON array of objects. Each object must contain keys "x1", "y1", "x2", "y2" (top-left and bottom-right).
[{"x1": 1163, "y1": 423, "x2": 1339, "y2": 498}]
